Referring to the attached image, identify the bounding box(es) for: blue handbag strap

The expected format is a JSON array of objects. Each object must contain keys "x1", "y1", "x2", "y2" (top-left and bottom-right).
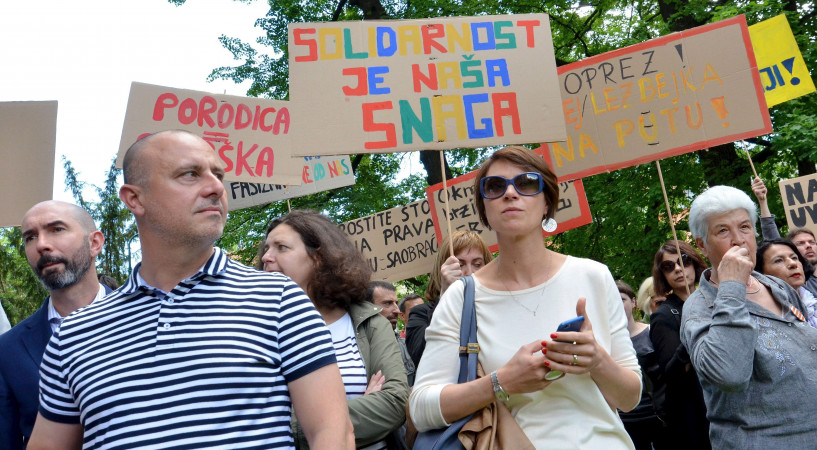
[{"x1": 457, "y1": 275, "x2": 479, "y2": 383}]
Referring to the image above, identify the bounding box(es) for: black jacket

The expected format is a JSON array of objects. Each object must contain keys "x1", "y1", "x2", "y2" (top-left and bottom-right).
[
  {"x1": 649, "y1": 293, "x2": 711, "y2": 450},
  {"x1": 405, "y1": 300, "x2": 437, "y2": 368}
]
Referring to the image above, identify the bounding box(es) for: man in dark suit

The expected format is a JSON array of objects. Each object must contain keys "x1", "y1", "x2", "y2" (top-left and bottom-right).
[{"x1": 0, "y1": 201, "x2": 107, "y2": 449}]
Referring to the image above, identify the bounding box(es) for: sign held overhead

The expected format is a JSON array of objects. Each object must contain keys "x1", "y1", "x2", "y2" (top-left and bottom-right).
[
  {"x1": 542, "y1": 15, "x2": 772, "y2": 182},
  {"x1": 0, "y1": 101, "x2": 57, "y2": 228},
  {"x1": 289, "y1": 14, "x2": 566, "y2": 155},
  {"x1": 118, "y1": 82, "x2": 303, "y2": 185}
]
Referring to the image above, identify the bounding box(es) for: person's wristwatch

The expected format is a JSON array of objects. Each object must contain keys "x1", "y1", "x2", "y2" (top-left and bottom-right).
[{"x1": 490, "y1": 370, "x2": 509, "y2": 402}]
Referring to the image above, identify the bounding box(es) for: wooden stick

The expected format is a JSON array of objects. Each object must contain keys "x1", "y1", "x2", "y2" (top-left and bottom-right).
[
  {"x1": 740, "y1": 141, "x2": 759, "y2": 178},
  {"x1": 656, "y1": 160, "x2": 691, "y2": 298},
  {"x1": 439, "y1": 150, "x2": 455, "y2": 256},
  {"x1": 286, "y1": 199, "x2": 292, "y2": 212}
]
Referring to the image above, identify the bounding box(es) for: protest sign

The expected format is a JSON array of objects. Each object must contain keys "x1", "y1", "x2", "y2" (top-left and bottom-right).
[
  {"x1": 542, "y1": 15, "x2": 772, "y2": 182},
  {"x1": 117, "y1": 82, "x2": 302, "y2": 185},
  {"x1": 225, "y1": 155, "x2": 355, "y2": 210},
  {"x1": 426, "y1": 171, "x2": 591, "y2": 251},
  {"x1": 749, "y1": 14, "x2": 815, "y2": 108},
  {"x1": 0, "y1": 101, "x2": 57, "y2": 228},
  {"x1": 340, "y1": 199, "x2": 437, "y2": 282},
  {"x1": 288, "y1": 14, "x2": 565, "y2": 155},
  {"x1": 779, "y1": 173, "x2": 817, "y2": 238}
]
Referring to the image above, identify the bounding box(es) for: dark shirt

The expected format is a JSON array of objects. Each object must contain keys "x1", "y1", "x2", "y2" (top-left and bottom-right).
[
  {"x1": 405, "y1": 300, "x2": 437, "y2": 368},
  {"x1": 620, "y1": 327, "x2": 658, "y2": 422},
  {"x1": 650, "y1": 293, "x2": 711, "y2": 450}
]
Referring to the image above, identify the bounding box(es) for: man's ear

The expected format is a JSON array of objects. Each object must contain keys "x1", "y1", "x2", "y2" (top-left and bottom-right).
[
  {"x1": 119, "y1": 184, "x2": 145, "y2": 216},
  {"x1": 88, "y1": 230, "x2": 105, "y2": 258}
]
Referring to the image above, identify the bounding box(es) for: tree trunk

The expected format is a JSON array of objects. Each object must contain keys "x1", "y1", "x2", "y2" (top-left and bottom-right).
[
  {"x1": 420, "y1": 150, "x2": 454, "y2": 186},
  {"x1": 349, "y1": 0, "x2": 386, "y2": 20},
  {"x1": 798, "y1": 158, "x2": 817, "y2": 176},
  {"x1": 698, "y1": 143, "x2": 752, "y2": 187}
]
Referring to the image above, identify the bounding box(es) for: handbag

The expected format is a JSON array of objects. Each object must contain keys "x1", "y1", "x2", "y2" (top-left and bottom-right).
[
  {"x1": 412, "y1": 275, "x2": 479, "y2": 450},
  {"x1": 458, "y1": 362, "x2": 535, "y2": 450}
]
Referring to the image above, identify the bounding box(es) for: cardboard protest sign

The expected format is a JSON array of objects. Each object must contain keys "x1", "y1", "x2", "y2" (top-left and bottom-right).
[
  {"x1": 117, "y1": 82, "x2": 302, "y2": 185},
  {"x1": 779, "y1": 173, "x2": 817, "y2": 238},
  {"x1": 225, "y1": 155, "x2": 355, "y2": 211},
  {"x1": 0, "y1": 101, "x2": 57, "y2": 228},
  {"x1": 542, "y1": 15, "x2": 772, "y2": 182},
  {"x1": 340, "y1": 199, "x2": 437, "y2": 282},
  {"x1": 749, "y1": 15, "x2": 815, "y2": 108},
  {"x1": 425, "y1": 171, "x2": 591, "y2": 252},
  {"x1": 288, "y1": 14, "x2": 565, "y2": 155}
]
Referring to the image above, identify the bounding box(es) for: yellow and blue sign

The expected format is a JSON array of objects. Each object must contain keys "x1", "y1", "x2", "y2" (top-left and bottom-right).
[{"x1": 749, "y1": 14, "x2": 815, "y2": 107}]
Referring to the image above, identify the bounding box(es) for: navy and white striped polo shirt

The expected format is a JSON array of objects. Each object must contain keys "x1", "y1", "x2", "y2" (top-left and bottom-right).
[{"x1": 38, "y1": 248, "x2": 336, "y2": 449}]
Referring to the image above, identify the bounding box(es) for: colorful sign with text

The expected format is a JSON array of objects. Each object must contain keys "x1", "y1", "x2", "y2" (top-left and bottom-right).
[
  {"x1": 1, "y1": 101, "x2": 57, "y2": 228},
  {"x1": 288, "y1": 14, "x2": 566, "y2": 156},
  {"x1": 779, "y1": 173, "x2": 817, "y2": 239},
  {"x1": 117, "y1": 82, "x2": 302, "y2": 185},
  {"x1": 225, "y1": 155, "x2": 355, "y2": 211},
  {"x1": 426, "y1": 171, "x2": 591, "y2": 251},
  {"x1": 542, "y1": 15, "x2": 772, "y2": 182},
  {"x1": 748, "y1": 14, "x2": 815, "y2": 108},
  {"x1": 340, "y1": 199, "x2": 437, "y2": 282}
]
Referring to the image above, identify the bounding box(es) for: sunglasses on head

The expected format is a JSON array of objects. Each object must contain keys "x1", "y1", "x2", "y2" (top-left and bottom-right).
[
  {"x1": 479, "y1": 172, "x2": 545, "y2": 199},
  {"x1": 659, "y1": 253, "x2": 693, "y2": 273}
]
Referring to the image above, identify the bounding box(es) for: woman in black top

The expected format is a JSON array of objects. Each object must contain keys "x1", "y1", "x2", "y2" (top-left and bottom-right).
[{"x1": 649, "y1": 240, "x2": 711, "y2": 449}]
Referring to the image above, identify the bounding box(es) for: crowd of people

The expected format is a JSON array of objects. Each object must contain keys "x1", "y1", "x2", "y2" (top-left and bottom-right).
[{"x1": 1, "y1": 130, "x2": 817, "y2": 449}]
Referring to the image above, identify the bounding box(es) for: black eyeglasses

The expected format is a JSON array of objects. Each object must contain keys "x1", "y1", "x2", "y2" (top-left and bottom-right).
[
  {"x1": 479, "y1": 173, "x2": 545, "y2": 199},
  {"x1": 659, "y1": 253, "x2": 693, "y2": 273}
]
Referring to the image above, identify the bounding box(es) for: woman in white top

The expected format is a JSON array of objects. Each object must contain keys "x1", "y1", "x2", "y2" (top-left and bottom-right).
[{"x1": 410, "y1": 146, "x2": 641, "y2": 448}]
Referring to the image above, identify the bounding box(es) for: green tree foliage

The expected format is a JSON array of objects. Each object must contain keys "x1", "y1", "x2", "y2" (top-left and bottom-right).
[
  {"x1": 0, "y1": 228, "x2": 48, "y2": 325},
  {"x1": 63, "y1": 157, "x2": 137, "y2": 284},
  {"x1": 170, "y1": 0, "x2": 815, "y2": 293}
]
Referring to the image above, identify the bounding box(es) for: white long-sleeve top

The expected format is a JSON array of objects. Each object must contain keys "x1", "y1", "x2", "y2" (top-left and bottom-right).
[{"x1": 410, "y1": 256, "x2": 639, "y2": 449}]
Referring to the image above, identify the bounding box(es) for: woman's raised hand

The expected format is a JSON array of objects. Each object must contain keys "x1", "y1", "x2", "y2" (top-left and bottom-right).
[
  {"x1": 542, "y1": 298, "x2": 604, "y2": 376},
  {"x1": 439, "y1": 255, "x2": 463, "y2": 295}
]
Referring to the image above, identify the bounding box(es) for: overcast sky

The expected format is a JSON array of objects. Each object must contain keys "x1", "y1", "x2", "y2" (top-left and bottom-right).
[{"x1": 0, "y1": 0, "x2": 269, "y2": 203}]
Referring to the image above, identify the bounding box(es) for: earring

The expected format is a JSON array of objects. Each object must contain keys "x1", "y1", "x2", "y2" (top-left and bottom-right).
[{"x1": 542, "y1": 218, "x2": 557, "y2": 232}]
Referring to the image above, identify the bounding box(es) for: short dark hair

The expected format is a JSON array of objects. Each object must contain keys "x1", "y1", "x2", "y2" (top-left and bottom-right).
[
  {"x1": 651, "y1": 240, "x2": 707, "y2": 296},
  {"x1": 473, "y1": 146, "x2": 559, "y2": 230},
  {"x1": 787, "y1": 228, "x2": 816, "y2": 242},
  {"x1": 616, "y1": 280, "x2": 635, "y2": 299},
  {"x1": 259, "y1": 210, "x2": 371, "y2": 311},
  {"x1": 366, "y1": 280, "x2": 395, "y2": 303},
  {"x1": 97, "y1": 274, "x2": 120, "y2": 290},
  {"x1": 756, "y1": 238, "x2": 814, "y2": 276},
  {"x1": 399, "y1": 293, "x2": 423, "y2": 313}
]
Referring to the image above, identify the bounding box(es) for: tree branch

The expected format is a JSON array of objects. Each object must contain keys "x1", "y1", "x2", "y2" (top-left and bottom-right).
[{"x1": 333, "y1": 0, "x2": 349, "y2": 21}]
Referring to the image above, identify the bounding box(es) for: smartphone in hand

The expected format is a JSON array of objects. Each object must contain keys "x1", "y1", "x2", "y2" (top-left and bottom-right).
[{"x1": 544, "y1": 316, "x2": 585, "y2": 381}]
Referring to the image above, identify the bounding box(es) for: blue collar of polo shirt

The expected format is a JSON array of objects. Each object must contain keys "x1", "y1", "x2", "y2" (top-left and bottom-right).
[{"x1": 120, "y1": 247, "x2": 229, "y2": 296}]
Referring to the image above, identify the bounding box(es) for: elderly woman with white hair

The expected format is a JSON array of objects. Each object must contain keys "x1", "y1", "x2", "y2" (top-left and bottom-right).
[{"x1": 680, "y1": 185, "x2": 817, "y2": 448}]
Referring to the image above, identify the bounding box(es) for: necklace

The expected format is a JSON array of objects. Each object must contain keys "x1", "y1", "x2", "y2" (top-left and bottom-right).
[
  {"x1": 498, "y1": 253, "x2": 550, "y2": 316},
  {"x1": 746, "y1": 277, "x2": 762, "y2": 295},
  {"x1": 711, "y1": 276, "x2": 761, "y2": 295},
  {"x1": 502, "y1": 278, "x2": 542, "y2": 316}
]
